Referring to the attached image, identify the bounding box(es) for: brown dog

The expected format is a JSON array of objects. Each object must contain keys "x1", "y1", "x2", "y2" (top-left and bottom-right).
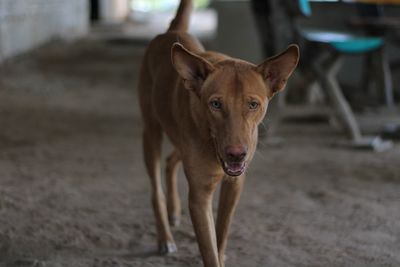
[{"x1": 138, "y1": 0, "x2": 299, "y2": 266}]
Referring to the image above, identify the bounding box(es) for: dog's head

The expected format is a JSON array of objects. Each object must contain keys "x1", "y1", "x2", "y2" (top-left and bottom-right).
[{"x1": 172, "y1": 43, "x2": 299, "y2": 176}]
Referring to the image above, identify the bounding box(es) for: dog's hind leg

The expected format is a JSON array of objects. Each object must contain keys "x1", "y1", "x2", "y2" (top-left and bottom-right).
[
  {"x1": 143, "y1": 123, "x2": 177, "y2": 254},
  {"x1": 166, "y1": 149, "x2": 182, "y2": 227}
]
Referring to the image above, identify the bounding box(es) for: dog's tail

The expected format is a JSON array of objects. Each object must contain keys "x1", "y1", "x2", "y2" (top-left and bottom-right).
[{"x1": 167, "y1": 0, "x2": 193, "y2": 32}]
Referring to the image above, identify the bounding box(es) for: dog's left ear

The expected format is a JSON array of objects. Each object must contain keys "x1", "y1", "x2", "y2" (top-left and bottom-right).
[
  {"x1": 171, "y1": 43, "x2": 214, "y2": 95},
  {"x1": 256, "y1": 44, "x2": 300, "y2": 98}
]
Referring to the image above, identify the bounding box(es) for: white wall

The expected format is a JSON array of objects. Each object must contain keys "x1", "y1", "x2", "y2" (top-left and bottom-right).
[{"x1": 0, "y1": 0, "x2": 89, "y2": 62}]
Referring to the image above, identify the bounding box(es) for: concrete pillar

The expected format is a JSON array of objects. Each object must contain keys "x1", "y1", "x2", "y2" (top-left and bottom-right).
[{"x1": 99, "y1": 0, "x2": 130, "y2": 24}]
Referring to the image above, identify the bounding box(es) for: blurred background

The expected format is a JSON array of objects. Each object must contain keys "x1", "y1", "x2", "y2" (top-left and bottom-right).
[{"x1": 0, "y1": 0, "x2": 399, "y2": 266}]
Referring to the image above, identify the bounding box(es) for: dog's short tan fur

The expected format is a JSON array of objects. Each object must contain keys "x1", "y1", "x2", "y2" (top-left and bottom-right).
[{"x1": 138, "y1": 1, "x2": 299, "y2": 266}]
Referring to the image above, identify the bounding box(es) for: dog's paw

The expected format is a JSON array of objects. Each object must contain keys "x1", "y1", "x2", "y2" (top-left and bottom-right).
[
  {"x1": 158, "y1": 241, "x2": 177, "y2": 254},
  {"x1": 169, "y1": 214, "x2": 181, "y2": 227}
]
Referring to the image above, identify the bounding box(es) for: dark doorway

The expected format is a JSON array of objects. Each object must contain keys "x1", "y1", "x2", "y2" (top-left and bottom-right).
[{"x1": 90, "y1": 0, "x2": 100, "y2": 22}]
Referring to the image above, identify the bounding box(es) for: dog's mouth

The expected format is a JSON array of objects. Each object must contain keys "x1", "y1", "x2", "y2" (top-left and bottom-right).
[
  {"x1": 218, "y1": 156, "x2": 247, "y2": 177},
  {"x1": 213, "y1": 138, "x2": 247, "y2": 176}
]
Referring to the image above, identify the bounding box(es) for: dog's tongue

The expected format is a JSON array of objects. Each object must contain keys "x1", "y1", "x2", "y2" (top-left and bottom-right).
[
  {"x1": 224, "y1": 162, "x2": 245, "y2": 175},
  {"x1": 226, "y1": 162, "x2": 244, "y2": 172}
]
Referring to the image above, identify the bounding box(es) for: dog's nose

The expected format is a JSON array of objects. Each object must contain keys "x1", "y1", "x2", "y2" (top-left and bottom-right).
[{"x1": 225, "y1": 145, "x2": 247, "y2": 162}]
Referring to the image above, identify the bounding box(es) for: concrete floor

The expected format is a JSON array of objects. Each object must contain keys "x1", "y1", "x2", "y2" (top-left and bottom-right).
[{"x1": 0, "y1": 31, "x2": 399, "y2": 267}]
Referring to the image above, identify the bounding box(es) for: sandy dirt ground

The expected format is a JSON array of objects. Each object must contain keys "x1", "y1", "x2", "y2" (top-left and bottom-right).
[{"x1": 0, "y1": 35, "x2": 399, "y2": 267}]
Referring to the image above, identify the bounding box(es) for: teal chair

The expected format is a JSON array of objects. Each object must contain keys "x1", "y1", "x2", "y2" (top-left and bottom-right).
[
  {"x1": 289, "y1": 0, "x2": 392, "y2": 150},
  {"x1": 298, "y1": 0, "x2": 383, "y2": 53}
]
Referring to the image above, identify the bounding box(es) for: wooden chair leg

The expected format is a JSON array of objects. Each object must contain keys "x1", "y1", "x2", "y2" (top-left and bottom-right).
[
  {"x1": 366, "y1": 48, "x2": 394, "y2": 107},
  {"x1": 379, "y1": 47, "x2": 395, "y2": 108},
  {"x1": 313, "y1": 56, "x2": 362, "y2": 141},
  {"x1": 362, "y1": 53, "x2": 375, "y2": 103}
]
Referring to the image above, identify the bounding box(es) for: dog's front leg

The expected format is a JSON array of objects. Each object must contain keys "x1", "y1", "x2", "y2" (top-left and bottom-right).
[
  {"x1": 188, "y1": 178, "x2": 221, "y2": 267},
  {"x1": 216, "y1": 175, "x2": 245, "y2": 267}
]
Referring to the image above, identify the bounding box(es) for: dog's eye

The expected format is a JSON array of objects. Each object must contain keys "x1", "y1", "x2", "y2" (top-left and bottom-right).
[
  {"x1": 248, "y1": 101, "x2": 259, "y2": 110},
  {"x1": 209, "y1": 100, "x2": 222, "y2": 110}
]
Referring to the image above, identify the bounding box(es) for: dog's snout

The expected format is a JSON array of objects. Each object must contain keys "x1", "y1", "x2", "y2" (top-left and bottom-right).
[{"x1": 225, "y1": 145, "x2": 247, "y2": 162}]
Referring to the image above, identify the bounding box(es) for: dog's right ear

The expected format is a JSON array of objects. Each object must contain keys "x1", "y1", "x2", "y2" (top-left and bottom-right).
[{"x1": 171, "y1": 43, "x2": 214, "y2": 95}]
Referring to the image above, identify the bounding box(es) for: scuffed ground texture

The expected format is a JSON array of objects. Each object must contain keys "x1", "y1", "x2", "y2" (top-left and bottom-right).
[{"x1": 0, "y1": 37, "x2": 399, "y2": 267}]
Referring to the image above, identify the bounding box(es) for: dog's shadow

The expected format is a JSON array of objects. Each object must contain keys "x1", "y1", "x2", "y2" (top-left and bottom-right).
[
  {"x1": 121, "y1": 248, "x2": 159, "y2": 259},
  {"x1": 95, "y1": 245, "x2": 161, "y2": 260}
]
